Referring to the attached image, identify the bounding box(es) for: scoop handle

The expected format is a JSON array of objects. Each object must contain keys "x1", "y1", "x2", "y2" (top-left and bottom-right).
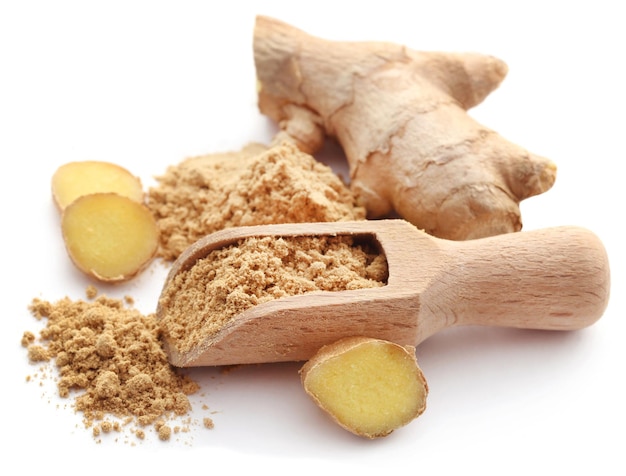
[{"x1": 433, "y1": 226, "x2": 610, "y2": 332}]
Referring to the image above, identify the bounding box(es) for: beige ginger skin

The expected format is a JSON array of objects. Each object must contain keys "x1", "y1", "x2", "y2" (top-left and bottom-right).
[{"x1": 253, "y1": 16, "x2": 557, "y2": 240}]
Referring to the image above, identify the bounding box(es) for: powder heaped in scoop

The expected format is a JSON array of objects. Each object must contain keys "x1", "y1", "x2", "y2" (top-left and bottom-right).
[{"x1": 158, "y1": 234, "x2": 388, "y2": 354}]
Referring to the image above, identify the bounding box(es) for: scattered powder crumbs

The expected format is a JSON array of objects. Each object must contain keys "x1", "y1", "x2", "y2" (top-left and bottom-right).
[
  {"x1": 155, "y1": 421, "x2": 172, "y2": 441},
  {"x1": 159, "y1": 234, "x2": 388, "y2": 354},
  {"x1": 22, "y1": 287, "x2": 201, "y2": 442},
  {"x1": 21, "y1": 330, "x2": 35, "y2": 347},
  {"x1": 204, "y1": 417, "x2": 215, "y2": 429},
  {"x1": 27, "y1": 344, "x2": 50, "y2": 363},
  {"x1": 85, "y1": 285, "x2": 98, "y2": 299},
  {"x1": 147, "y1": 141, "x2": 366, "y2": 261}
]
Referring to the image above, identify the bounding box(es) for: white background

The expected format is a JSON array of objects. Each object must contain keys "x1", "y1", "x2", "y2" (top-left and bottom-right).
[{"x1": 1, "y1": 1, "x2": 624, "y2": 474}]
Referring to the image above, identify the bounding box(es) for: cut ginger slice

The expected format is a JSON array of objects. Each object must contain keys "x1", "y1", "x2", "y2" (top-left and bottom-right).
[
  {"x1": 52, "y1": 161, "x2": 144, "y2": 211},
  {"x1": 300, "y1": 336, "x2": 428, "y2": 439},
  {"x1": 61, "y1": 193, "x2": 159, "y2": 282}
]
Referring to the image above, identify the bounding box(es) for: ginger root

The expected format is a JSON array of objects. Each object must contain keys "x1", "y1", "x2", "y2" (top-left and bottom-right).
[
  {"x1": 253, "y1": 16, "x2": 557, "y2": 240},
  {"x1": 52, "y1": 161, "x2": 144, "y2": 211},
  {"x1": 61, "y1": 193, "x2": 159, "y2": 282},
  {"x1": 300, "y1": 337, "x2": 428, "y2": 439}
]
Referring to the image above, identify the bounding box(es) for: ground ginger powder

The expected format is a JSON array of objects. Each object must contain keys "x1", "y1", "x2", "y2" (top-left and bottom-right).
[
  {"x1": 159, "y1": 235, "x2": 388, "y2": 355},
  {"x1": 147, "y1": 142, "x2": 366, "y2": 261},
  {"x1": 23, "y1": 290, "x2": 200, "y2": 441},
  {"x1": 23, "y1": 142, "x2": 372, "y2": 442}
]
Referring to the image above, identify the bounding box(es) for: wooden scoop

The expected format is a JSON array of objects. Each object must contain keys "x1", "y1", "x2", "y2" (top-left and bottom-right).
[{"x1": 157, "y1": 220, "x2": 610, "y2": 367}]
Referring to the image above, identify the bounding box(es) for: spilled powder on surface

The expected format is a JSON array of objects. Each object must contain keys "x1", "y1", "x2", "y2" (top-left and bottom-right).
[{"x1": 21, "y1": 287, "x2": 208, "y2": 442}]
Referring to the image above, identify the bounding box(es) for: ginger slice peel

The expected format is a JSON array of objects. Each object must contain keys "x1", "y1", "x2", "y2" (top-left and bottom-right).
[
  {"x1": 61, "y1": 193, "x2": 158, "y2": 282},
  {"x1": 52, "y1": 161, "x2": 144, "y2": 211},
  {"x1": 253, "y1": 16, "x2": 557, "y2": 240},
  {"x1": 300, "y1": 336, "x2": 428, "y2": 439}
]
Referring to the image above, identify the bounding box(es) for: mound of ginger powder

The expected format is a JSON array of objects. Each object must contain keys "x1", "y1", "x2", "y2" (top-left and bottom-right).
[{"x1": 147, "y1": 141, "x2": 366, "y2": 261}]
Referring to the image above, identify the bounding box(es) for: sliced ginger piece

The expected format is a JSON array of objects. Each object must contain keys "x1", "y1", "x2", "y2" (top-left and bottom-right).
[
  {"x1": 61, "y1": 193, "x2": 159, "y2": 282},
  {"x1": 300, "y1": 336, "x2": 428, "y2": 439},
  {"x1": 52, "y1": 161, "x2": 144, "y2": 211}
]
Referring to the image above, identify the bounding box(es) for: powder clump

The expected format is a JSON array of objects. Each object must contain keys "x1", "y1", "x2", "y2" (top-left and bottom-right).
[
  {"x1": 23, "y1": 289, "x2": 199, "y2": 440},
  {"x1": 159, "y1": 235, "x2": 388, "y2": 354},
  {"x1": 147, "y1": 142, "x2": 365, "y2": 261}
]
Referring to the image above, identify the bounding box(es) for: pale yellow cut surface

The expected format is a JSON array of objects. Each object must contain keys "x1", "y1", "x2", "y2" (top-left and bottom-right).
[
  {"x1": 301, "y1": 337, "x2": 428, "y2": 438},
  {"x1": 61, "y1": 193, "x2": 159, "y2": 282},
  {"x1": 52, "y1": 161, "x2": 144, "y2": 210}
]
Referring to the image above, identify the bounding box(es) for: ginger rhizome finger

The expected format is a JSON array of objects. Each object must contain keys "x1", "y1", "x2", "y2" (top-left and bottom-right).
[
  {"x1": 52, "y1": 161, "x2": 144, "y2": 211},
  {"x1": 61, "y1": 193, "x2": 159, "y2": 282},
  {"x1": 300, "y1": 336, "x2": 428, "y2": 439},
  {"x1": 253, "y1": 16, "x2": 557, "y2": 240}
]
